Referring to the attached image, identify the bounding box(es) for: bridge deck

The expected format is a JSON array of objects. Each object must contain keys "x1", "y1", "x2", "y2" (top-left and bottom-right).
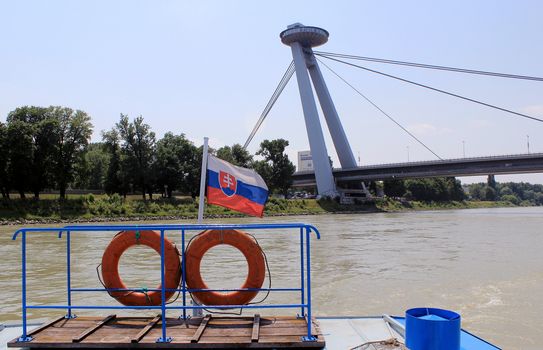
[{"x1": 293, "y1": 153, "x2": 543, "y2": 185}]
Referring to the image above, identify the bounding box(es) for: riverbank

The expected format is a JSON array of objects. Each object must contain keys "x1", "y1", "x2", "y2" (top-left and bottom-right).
[
  {"x1": 0, "y1": 194, "x2": 523, "y2": 225},
  {"x1": 376, "y1": 197, "x2": 516, "y2": 212}
]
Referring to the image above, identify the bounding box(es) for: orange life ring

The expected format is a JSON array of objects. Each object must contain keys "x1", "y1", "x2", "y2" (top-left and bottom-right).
[
  {"x1": 185, "y1": 229, "x2": 266, "y2": 306},
  {"x1": 101, "y1": 230, "x2": 181, "y2": 306}
]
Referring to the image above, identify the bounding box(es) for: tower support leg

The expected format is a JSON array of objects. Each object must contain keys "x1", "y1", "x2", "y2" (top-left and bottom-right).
[
  {"x1": 290, "y1": 42, "x2": 337, "y2": 196},
  {"x1": 306, "y1": 51, "x2": 357, "y2": 169}
]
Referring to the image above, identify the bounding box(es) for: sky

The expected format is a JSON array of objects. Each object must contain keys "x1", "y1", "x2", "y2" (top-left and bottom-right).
[{"x1": 1, "y1": 1, "x2": 542, "y2": 184}]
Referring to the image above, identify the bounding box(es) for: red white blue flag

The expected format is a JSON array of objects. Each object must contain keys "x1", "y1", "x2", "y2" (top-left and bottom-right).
[{"x1": 206, "y1": 154, "x2": 269, "y2": 217}]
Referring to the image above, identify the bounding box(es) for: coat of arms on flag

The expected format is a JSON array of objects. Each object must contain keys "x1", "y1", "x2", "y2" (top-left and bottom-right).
[
  {"x1": 219, "y1": 171, "x2": 237, "y2": 196},
  {"x1": 206, "y1": 155, "x2": 269, "y2": 217}
]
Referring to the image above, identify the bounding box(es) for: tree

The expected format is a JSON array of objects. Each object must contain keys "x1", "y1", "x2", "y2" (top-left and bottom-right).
[
  {"x1": 0, "y1": 122, "x2": 9, "y2": 198},
  {"x1": 253, "y1": 160, "x2": 273, "y2": 191},
  {"x1": 404, "y1": 178, "x2": 431, "y2": 200},
  {"x1": 254, "y1": 139, "x2": 295, "y2": 196},
  {"x1": 501, "y1": 194, "x2": 519, "y2": 205},
  {"x1": 383, "y1": 179, "x2": 406, "y2": 197},
  {"x1": 102, "y1": 129, "x2": 126, "y2": 195},
  {"x1": 403, "y1": 177, "x2": 464, "y2": 201},
  {"x1": 6, "y1": 119, "x2": 33, "y2": 198},
  {"x1": 6, "y1": 106, "x2": 59, "y2": 198},
  {"x1": 446, "y1": 177, "x2": 465, "y2": 201},
  {"x1": 116, "y1": 114, "x2": 156, "y2": 200},
  {"x1": 216, "y1": 144, "x2": 253, "y2": 168},
  {"x1": 534, "y1": 192, "x2": 543, "y2": 206},
  {"x1": 468, "y1": 183, "x2": 486, "y2": 200},
  {"x1": 154, "y1": 132, "x2": 198, "y2": 198},
  {"x1": 49, "y1": 107, "x2": 93, "y2": 199},
  {"x1": 499, "y1": 185, "x2": 513, "y2": 196},
  {"x1": 484, "y1": 186, "x2": 496, "y2": 201},
  {"x1": 74, "y1": 143, "x2": 110, "y2": 190}
]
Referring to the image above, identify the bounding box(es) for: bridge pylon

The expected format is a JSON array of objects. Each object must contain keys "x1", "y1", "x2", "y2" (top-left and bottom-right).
[{"x1": 281, "y1": 23, "x2": 358, "y2": 196}]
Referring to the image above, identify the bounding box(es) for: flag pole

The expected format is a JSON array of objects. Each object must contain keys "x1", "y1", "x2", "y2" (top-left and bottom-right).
[{"x1": 197, "y1": 137, "x2": 209, "y2": 224}]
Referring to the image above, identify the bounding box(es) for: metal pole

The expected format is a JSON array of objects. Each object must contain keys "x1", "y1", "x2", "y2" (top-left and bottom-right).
[
  {"x1": 156, "y1": 229, "x2": 171, "y2": 343},
  {"x1": 407, "y1": 146, "x2": 410, "y2": 162},
  {"x1": 19, "y1": 231, "x2": 32, "y2": 342},
  {"x1": 302, "y1": 227, "x2": 316, "y2": 342},
  {"x1": 197, "y1": 137, "x2": 209, "y2": 224},
  {"x1": 66, "y1": 231, "x2": 74, "y2": 318},
  {"x1": 181, "y1": 229, "x2": 187, "y2": 320},
  {"x1": 462, "y1": 141, "x2": 465, "y2": 158},
  {"x1": 527, "y1": 135, "x2": 530, "y2": 154},
  {"x1": 299, "y1": 227, "x2": 305, "y2": 317}
]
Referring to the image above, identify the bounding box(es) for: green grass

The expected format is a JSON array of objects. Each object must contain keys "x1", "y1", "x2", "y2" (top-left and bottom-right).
[
  {"x1": 0, "y1": 194, "x2": 523, "y2": 223},
  {"x1": 0, "y1": 195, "x2": 380, "y2": 222}
]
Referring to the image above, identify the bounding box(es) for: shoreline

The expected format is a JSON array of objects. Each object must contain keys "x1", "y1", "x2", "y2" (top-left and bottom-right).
[
  {"x1": 0, "y1": 209, "x2": 383, "y2": 226},
  {"x1": 0, "y1": 199, "x2": 522, "y2": 226}
]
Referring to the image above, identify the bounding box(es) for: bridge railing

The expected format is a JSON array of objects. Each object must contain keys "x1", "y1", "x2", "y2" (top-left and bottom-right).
[{"x1": 292, "y1": 152, "x2": 543, "y2": 175}]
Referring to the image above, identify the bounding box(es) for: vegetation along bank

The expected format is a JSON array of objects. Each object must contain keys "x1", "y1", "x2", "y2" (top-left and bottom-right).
[{"x1": 1, "y1": 105, "x2": 542, "y2": 224}]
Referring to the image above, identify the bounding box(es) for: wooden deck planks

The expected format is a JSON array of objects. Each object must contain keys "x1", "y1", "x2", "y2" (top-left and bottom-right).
[
  {"x1": 26, "y1": 315, "x2": 67, "y2": 337},
  {"x1": 72, "y1": 314, "x2": 116, "y2": 343},
  {"x1": 191, "y1": 314, "x2": 211, "y2": 343},
  {"x1": 131, "y1": 315, "x2": 161, "y2": 343},
  {"x1": 251, "y1": 314, "x2": 261, "y2": 342},
  {"x1": 8, "y1": 315, "x2": 325, "y2": 349}
]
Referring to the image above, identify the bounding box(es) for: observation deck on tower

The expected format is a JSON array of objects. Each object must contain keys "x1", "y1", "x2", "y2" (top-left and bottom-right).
[{"x1": 280, "y1": 24, "x2": 329, "y2": 47}]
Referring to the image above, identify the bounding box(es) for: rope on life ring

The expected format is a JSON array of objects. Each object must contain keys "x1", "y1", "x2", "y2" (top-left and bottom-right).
[
  {"x1": 100, "y1": 230, "x2": 181, "y2": 306},
  {"x1": 185, "y1": 229, "x2": 266, "y2": 306}
]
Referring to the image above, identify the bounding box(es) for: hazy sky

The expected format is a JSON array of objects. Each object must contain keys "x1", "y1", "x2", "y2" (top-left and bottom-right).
[{"x1": 1, "y1": 1, "x2": 542, "y2": 184}]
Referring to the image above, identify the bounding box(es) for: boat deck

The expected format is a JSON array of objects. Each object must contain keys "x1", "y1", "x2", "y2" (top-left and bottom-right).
[
  {"x1": 2, "y1": 315, "x2": 501, "y2": 350},
  {"x1": 318, "y1": 317, "x2": 500, "y2": 350},
  {"x1": 6, "y1": 315, "x2": 325, "y2": 349}
]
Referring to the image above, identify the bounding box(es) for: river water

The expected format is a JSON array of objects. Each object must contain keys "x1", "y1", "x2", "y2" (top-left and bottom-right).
[{"x1": 1, "y1": 207, "x2": 542, "y2": 349}]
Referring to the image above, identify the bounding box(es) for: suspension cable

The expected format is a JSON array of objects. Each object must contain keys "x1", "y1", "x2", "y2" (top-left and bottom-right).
[
  {"x1": 316, "y1": 54, "x2": 543, "y2": 124},
  {"x1": 315, "y1": 51, "x2": 543, "y2": 82},
  {"x1": 317, "y1": 58, "x2": 443, "y2": 160},
  {"x1": 243, "y1": 61, "x2": 295, "y2": 149}
]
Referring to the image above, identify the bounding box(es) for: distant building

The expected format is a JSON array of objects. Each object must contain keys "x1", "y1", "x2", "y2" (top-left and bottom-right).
[{"x1": 298, "y1": 151, "x2": 313, "y2": 171}]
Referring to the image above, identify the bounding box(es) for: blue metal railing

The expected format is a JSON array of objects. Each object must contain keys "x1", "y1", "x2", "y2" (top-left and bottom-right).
[{"x1": 12, "y1": 222, "x2": 321, "y2": 343}]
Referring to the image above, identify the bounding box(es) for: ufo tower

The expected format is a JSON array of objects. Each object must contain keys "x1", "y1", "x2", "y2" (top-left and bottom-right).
[{"x1": 281, "y1": 24, "x2": 358, "y2": 196}]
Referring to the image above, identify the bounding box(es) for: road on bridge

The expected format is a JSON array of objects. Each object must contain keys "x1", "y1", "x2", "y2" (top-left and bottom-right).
[{"x1": 292, "y1": 153, "x2": 543, "y2": 186}]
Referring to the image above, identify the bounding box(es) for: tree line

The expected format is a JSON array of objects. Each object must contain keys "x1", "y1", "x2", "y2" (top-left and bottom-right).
[
  {"x1": 383, "y1": 177, "x2": 465, "y2": 201},
  {"x1": 466, "y1": 179, "x2": 543, "y2": 206},
  {"x1": 382, "y1": 176, "x2": 543, "y2": 206},
  {"x1": 0, "y1": 106, "x2": 92, "y2": 199},
  {"x1": 3, "y1": 105, "x2": 541, "y2": 205},
  {"x1": 0, "y1": 106, "x2": 296, "y2": 200}
]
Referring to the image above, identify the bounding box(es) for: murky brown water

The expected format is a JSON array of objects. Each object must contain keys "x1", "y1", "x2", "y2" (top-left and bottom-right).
[{"x1": 1, "y1": 207, "x2": 542, "y2": 349}]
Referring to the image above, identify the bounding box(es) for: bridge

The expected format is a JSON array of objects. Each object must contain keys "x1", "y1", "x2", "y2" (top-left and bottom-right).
[
  {"x1": 291, "y1": 153, "x2": 543, "y2": 187},
  {"x1": 244, "y1": 24, "x2": 543, "y2": 195}
]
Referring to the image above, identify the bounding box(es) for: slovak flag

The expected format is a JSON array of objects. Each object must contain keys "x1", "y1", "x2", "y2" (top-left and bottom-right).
[{"x1": 206, "y1": 154, "x2": 269, "y2": 217}]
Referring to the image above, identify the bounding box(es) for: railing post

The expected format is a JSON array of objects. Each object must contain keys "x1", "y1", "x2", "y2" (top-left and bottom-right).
[
  {"x1": 181, "y1": 228, "x2": 187, "y2": 320},
  {"x1": 299, "y1": 227, "x2": 305, "y2": 317},
  {"x1": 156, "y1": 229, "x2": 172, "y2": 343},
  {"x1": 18, "y1": 230, "x2": 32, "y2": 342},
  {"x1": 65, "y1": 230, "x2": 75, "y2": 318},
  {"x1": 302, "y1": 226, "x2": 317, "y2": 342}
]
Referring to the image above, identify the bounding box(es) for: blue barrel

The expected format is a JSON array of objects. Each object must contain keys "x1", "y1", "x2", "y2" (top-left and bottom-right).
[{"x1": 405, "y1": 307, "x2": 461, "y2": 350}]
